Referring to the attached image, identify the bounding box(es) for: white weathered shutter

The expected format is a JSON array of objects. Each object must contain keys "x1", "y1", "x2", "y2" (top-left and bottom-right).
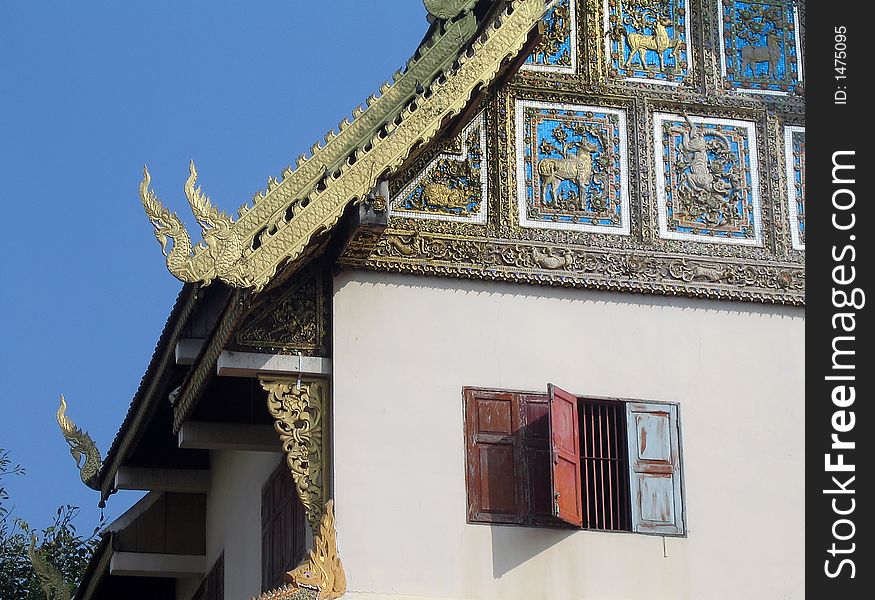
[{"x1": 626, "y1": 402, "x2": 685, "y2": 535}]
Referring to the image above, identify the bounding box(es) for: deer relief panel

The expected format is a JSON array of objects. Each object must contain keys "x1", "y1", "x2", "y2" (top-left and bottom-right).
[
  {"x1": 605, "y1": 0, "x2": 692, "y2": 85},
  {"x1": 522, "y1": 0, "x2": 577, "y2": 74},
  {"x1": 654, "y1": 112, "x2": 762, "y2": 245},
  {"x1": 784, "y1": 125, "x2": 805, "y2": 250},
  {"x1": 390, "y1": 113, "x2": 488, "y2": 224},
  {"x1": 719, "y1": 0, "x2": 802, "y2": 95},
  {"x1": 515, "y1": 100, "x2": 630, "y2": 235}
]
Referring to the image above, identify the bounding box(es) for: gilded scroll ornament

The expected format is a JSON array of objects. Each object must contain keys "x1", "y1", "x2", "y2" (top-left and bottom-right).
[
  {"x1": 234, "y1": 267, "x2": 328, "y2": 355},
  {"x1": 56, "y1": 395, "x2": 102, "y2": 490},
  {"x1": 140, "y1": 0, "x2": 544, "y2": 292},
  {"x1": 28, "y1": 534, "x2": 71, "y2": 600},
  {"x1": 260, "y1": 378, "x2": 326, "y2": 533}
]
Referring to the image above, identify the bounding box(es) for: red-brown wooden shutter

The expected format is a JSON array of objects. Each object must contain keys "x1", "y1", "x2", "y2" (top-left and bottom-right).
[
  {"x1": 464, "y1": 388, "x2": 525, "y2": 524},
  {"x1": 520, "y1": 394, "x2": 553, "y2": 522},
  {"x1": 262, "y1": 459, "x2": 306, "y2": 592},
  {"x1": 548, "y1": 383, "x2": 583, "y2": 527}
]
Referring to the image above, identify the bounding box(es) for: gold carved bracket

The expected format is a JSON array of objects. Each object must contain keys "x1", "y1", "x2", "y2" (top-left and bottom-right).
[{"x1": 259, "y1": 378, "x2": 345, "y2": 600}]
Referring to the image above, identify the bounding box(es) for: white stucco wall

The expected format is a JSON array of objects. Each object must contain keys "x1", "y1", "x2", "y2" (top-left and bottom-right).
[
  {"x1": 332, "y1": 271, "x2": 804, "y2": 600},
  {"x1": 200, "y1": 450, "x2": 283, "y2": 600}
]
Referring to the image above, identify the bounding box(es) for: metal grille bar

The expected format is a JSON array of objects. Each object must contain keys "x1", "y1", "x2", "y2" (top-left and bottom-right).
[{"x1": 579, "y1": 399, "x2": 631, "y2": 531}]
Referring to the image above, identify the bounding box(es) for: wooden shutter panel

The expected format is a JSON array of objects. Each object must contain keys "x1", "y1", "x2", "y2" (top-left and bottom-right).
[
  {"x1": 548, "y1": 384, "x2": 583, "y2": 527},
  {"x1": 626, "y1": 402, "x2": 685, "y2": 535},
  {"x1": 464, "y1": 389, "x2": 524, "y2": 524},
  {"x1": 520, "y1": 394, "x2": 553, "y2": 522}
]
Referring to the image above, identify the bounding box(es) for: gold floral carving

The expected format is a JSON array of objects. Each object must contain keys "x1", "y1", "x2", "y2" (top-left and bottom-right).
[
  {"x1": 260, "y1": 378, "x2": 326, "y2": 533},
  {"x1": 140, "y1": 0, "x2": 544, "y2": 292},
  {"x1": 259, "y1": 378, "x2": 345, "y2": 600},
  {"x1": 56, "y1": 395, "x2": 102, "y2": 490}
]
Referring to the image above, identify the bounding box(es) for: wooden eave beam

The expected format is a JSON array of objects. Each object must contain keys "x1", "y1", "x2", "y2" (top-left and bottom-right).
[
  {"x1": 178, "y1": 421, "x2": 282, "y2": 452},
  {"x1": 114, "y1": 467, "x2": 210, "y2": 494},
  {"x1": 216, "y1": 350, "x2": 332, "y2": 378},
  {"x1": 109, "y1": 551, "x2": 206, "y2": 579}
]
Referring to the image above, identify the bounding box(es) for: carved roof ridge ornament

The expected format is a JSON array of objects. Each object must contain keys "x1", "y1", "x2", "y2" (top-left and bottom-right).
[
  {"x1": 141, "y1": 0, "x2": 545, "y2": 292},
  {"x1": 28, "y1": 533, "x2": 72, "y2": 600},
  {"x1": 424, "y1": 0, "x2": 479, "y2": 20},
  {"x1": 56, "y1": 395, "x2": 103, "y2": 491}
]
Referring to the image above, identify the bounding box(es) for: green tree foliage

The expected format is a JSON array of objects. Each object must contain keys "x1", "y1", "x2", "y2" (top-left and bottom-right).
[{"x1": 1, "y1": 449, "x2": 102, "y2": 600}]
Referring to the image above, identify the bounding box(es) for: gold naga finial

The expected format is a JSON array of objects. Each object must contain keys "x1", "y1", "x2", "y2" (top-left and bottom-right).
[
  {"x1": 286, "y1": 500, "x2": 346, "y2": 600},
  {"x1": 28, "y1": 534, "x2": 72, "y2": 600},
  {"x1": 140, "y1": 162, "x2": 252, "y2": 288},
  {"x1": 56, "y1": 395, "x2": 103, "y2": 490},
  {"x1": 424, "y1": 0, "x2": 478, "y2": 20},
  {"x1": 140, "y1": 0, "x2": 543, "y2": 292}
]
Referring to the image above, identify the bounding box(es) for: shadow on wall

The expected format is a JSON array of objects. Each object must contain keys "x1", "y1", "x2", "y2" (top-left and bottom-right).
[{"x1": 491, "y1": 524, "x2": 574, "y2": 579}]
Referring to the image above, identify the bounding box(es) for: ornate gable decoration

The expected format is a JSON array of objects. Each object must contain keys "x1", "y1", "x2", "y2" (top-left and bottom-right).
[
  {"x1": 515, "y1": 100, "x2": 630, "y2": 234},
  {"x1": 390, "y1": 113, "x2": 488, "y2": 224},
  {"x1": 654, "y1": 112, "x2": 762, "y2": 245},
  {"x1": 233, "y1": 266, "x2": 329, "y2": 355},
  {"x1": 784, "y1": 125, "x2": 805, "y2": 251},
  {"x1": 718, "y1": 0, "x2": 803, "y2": 95},
  {"x1": 605, "y1": 0, "x2": 692, "y2": 86},
  {"x1": 523, "y1": 0, "x2": 577, "y2": 74}
]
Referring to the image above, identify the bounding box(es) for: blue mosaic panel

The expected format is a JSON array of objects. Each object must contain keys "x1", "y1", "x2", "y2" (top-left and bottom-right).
[
  {"x1": 515, "y1": 100, "x2": 630, "y2": 234},
  {"x1": 605, "y1": 0, "x2": 691, "y2": 85},
  {"x1": 391, "y1": 114, "x2": 488, "y2": 224},
  {"x1": 523, "y1": 0, "x2": 576, "y2": 73},
  {"x1": 654, "y1": 113, "x2": 762, "y2": 245},
  {"x1": 720, "y1": 0, "x2": 802, "y2": 94},
  {"x1": 785, "y1": 126, "x2": 805, "y2": 250}
]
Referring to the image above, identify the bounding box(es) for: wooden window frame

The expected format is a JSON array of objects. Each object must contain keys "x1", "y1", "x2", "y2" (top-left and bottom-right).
[
  {"x1": 261, "y1": 457, "x2": 307, "y2": 592},
  {"x1": 463, "y1": 386, "x2": 686, "y2": 536}
]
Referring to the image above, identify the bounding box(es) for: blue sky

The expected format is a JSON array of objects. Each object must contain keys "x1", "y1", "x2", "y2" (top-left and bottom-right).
[{"x1": 0, "y1": 1, "x2": 426, "y2": 534}]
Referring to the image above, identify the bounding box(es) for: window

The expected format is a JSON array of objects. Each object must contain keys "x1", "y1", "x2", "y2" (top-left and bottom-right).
[
  {"x1": 192, "y1": 554, "x2": 223, "y2": 600},
  {"x1": 463, "y1": 385, "x2": 685, "y2": 535},
  {"x1": 261, "y1": 458, "x2": 307, "y2": 592}
]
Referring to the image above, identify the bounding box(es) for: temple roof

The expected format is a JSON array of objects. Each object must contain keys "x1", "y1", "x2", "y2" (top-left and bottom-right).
[{"x1": 139, "y1": 0, "x2": 545, "y2": 293}]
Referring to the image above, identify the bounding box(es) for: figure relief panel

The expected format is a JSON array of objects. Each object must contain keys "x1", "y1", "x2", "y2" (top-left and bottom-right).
[
  {"x1": 389, "y1": 112, "x2": 488, "y2": 224},
  {"x1": 605, "y1": 0, "x2": 692, "y2": 86},
  {"x1": 784, "y1": 125, "x2": 805, "y2": 251},
  {"x1": 653, "y1": 112, "x2": 762, "y2": 245},
  {"x1": 718, "y1": 0, "x2": 803, "y2": 95},
  {"x1": 515, "y1": 99, "x2": 630, "y2": 235},
  {"x1": 522, "y1": 0, "x2": 577, "y2": 74}
]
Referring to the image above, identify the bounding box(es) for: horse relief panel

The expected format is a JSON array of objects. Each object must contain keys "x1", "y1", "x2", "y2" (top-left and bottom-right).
[
  {"x1": 719, "y1": 0, "x2": 802, "y2": 94},
  {"x1": 654, "y1": 112, "x2": 762, "y2": 245},
  {"x1": 605, "y1": 0, "x2": 691, "y2": 85},
  {"x1": 515, "y1": 100, "x2": 630, "y2": 234},
  {"x1": 390, "y1": 113, "x2": 488, "y2": 224},
  {"x1": 523, "y1": 0, "x2": 576, "y2": 74},
  {"x1": 784, "y1": 125, "x2": 805, "y2": 251}
]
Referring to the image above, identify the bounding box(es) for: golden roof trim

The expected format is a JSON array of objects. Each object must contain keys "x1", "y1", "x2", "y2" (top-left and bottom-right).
[{"x1": 141, "y1": 0, "x2": 545, "y2": 292}]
